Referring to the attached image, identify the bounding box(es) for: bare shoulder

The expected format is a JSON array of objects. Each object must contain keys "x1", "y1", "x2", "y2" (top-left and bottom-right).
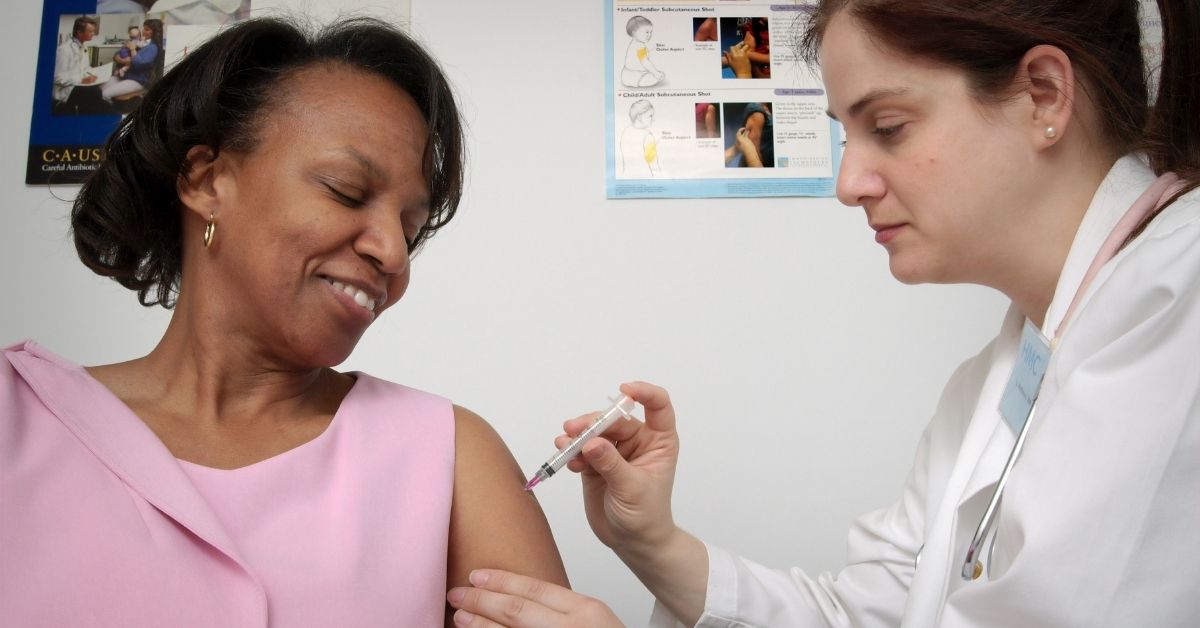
[
  {"x1": 448, "y1": 405, "x2": 569, "y2": 588},
  {"x1": 452, "y1": 404, "x2": 515, "y2": 463},
  {"x1": 451, "y1": 406, "x2": 529, "y2": 489}
]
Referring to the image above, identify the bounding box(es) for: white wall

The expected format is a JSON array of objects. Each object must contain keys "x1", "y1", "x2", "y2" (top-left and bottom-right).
[{"x1": 1, "y1": 0, "x2": 1008, "y2": 623}]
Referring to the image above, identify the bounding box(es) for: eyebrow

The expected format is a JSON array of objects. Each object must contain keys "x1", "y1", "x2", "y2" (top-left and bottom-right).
[
  {"x1": 331, "y1": 147, "x2": 383, "y2": 180},
  {"x1": 826, "y1": 87, "x2": 911, "y2": 121}
]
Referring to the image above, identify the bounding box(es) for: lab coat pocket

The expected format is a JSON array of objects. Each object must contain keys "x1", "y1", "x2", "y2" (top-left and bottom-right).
[{"x1": 984, "y1": 508, "x2": 1024, "y2": 581}]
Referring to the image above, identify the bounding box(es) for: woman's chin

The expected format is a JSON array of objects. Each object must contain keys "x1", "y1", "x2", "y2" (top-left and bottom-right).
[
  {"x1": 887, "y1": 256, "x2": 933, "y2": 285},
  {"x1": 288, "y1": 334, "x2": 363, "y2": 370}
]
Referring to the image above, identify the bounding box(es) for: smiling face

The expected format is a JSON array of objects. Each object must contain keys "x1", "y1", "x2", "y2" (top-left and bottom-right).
[
  {"x1": 197, "y1": 64, "x2": 431, "y2": 367},
  {"x1": 821, "y1": 13, "x2": 1038, "y2": 286}
]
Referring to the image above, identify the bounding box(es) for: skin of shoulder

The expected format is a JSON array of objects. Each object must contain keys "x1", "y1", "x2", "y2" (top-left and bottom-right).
[{"x1": 446, "y1": 405, "x2": 569, "y2": 596}]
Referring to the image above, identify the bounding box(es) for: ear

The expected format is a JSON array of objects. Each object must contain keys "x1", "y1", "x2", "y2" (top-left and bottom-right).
[
  {"x1": 1016, "y1": 44, "x2": 1075, "y2": 148},
  {"x1": 176, "y1": 145, "x2": 234, "y2": 222}
]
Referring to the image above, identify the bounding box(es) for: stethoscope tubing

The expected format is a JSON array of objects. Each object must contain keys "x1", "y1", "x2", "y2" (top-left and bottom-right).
[{"x1": 961, "y1": 395, "x2": 1041, "y2": 580}]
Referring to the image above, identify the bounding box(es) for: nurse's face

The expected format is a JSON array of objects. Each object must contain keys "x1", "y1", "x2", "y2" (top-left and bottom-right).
[{"x1": 821, "y1": 13, "x2": 1035, "y2": 286}]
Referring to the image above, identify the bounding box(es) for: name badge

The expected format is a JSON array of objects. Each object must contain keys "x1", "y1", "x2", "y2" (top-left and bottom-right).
[{"x1": 998, "y1": 319, "x2": 1051, "y2": 434}]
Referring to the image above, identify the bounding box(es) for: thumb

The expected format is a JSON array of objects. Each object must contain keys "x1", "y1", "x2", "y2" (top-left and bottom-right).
[{"x1": 582, "y1": 439, "x2": 633, "y2": 486}]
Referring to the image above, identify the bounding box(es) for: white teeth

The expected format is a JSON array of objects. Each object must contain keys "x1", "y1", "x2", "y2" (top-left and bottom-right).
[{"x1": 326, "y1": 278, "x2": 376, "y2": 311}]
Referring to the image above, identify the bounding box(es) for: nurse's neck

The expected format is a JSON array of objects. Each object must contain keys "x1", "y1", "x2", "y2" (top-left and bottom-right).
[{"x1": 995, "y1": 153, "x2": 1117, "y2": 332}]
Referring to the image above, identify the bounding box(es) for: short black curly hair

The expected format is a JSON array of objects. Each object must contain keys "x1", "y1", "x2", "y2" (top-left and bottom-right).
[{"x1": 71, "y1": 16, "x2": 465, "y2": 308}]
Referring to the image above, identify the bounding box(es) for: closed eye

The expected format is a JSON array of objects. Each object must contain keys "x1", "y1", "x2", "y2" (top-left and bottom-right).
[
  {"x1": 872, "y1": 123, "x2": 906, "y2": 139},
  {"x1": 324, "y1": 183, "x2": 364, "y2": 208},
  {"x1": 404, "y1": 211, "x2": 432, "y2": 250},
  {"x1": 405, "y1": 226, "x2": 424, "y2": 250}
]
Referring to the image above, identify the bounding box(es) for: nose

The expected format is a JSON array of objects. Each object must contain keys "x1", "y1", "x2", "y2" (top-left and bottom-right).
[
  {"x1": 355, "y1": 211, "x2": 411, "y2": 276},
  {"x1": 835, "y1": 143, "x2": 885, "y2": 208}
]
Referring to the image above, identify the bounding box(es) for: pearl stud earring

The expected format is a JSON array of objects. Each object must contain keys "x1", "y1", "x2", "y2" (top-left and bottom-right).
[{"x1": 1045, "y1": 127, "x2": 1057, "y2": 139}]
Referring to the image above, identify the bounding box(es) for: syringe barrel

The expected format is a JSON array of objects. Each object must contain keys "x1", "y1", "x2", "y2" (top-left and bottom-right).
[{"x1": 544, "y1": 395, "x2": 635, "y2": 473}]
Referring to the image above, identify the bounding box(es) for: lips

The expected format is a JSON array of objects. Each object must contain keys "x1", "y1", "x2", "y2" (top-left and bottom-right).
[{"x1": 871, "y1": 222, "x2": 906, "y2": 244}]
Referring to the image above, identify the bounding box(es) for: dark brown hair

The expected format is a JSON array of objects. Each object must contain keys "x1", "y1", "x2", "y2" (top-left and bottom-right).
[
  {"x1": 72, "y1": 16, "x2": 97, "y2": 38},
  {"x1": 800, "y1": 0, "x2": 1199, "y2": 220},
  {"x1": 72, "y1": 16, "x2": 465, "y2": 308}
]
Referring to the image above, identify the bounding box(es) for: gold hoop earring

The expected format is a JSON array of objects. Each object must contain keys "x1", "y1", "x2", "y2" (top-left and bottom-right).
[
  {"x1": 1044, "y1": 127, "x2": 1057, "y2": 139},
  {"x1": 203, "y1": 212, "x2": 216, "y2": 248}
]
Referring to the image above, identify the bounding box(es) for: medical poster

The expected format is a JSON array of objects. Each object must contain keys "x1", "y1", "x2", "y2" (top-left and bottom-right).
[
  {"x1": 26, "y1": 0, "x2": 253, "y2": 185},
  {"x1": 605, "y1": 0, "x2": 840, "y2": 199},
  {"x1": 1139, "y1": 0, "x2": 1164, "y2": 93}
]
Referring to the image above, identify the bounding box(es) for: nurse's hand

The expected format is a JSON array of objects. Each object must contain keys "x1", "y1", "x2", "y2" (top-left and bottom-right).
[
  {"x1": 735, "y1": 128, "x2": 756, "y2": 155},
  {"x1": 558, "y1": 381, "x2": 680, "y2": 557},
  {"x1": 556, "y1": 383, "x2": 710, "y2": 626},
  {"x1": 726, "y1": 41, "x2": 752, "y2": 78},
  {"x1": 447, "y1": 569, "x2": 623, "y2": 627}
]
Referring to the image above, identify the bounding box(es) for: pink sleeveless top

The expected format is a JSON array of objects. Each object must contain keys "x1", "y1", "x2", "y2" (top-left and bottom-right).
[
  {"x1": 178, "y1": 374, "x2": 455, "y2": 625},
  {"x1": 1, "y1": 341, "x2": 455, "y2": 627}
]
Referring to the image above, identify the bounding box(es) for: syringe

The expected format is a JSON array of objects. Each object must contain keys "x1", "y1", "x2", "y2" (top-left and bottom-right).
[{"x1": 523, "y1": 394, "x2": 637, "y2": 491}]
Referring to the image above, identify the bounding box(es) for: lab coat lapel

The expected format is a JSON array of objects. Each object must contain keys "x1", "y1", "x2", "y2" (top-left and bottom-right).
[
  {"x1": 902, "y1": 306, "x2": 1021, "y2": 625},
  {"x1": 1041, "y1": 155, "x2": 1159, "y2": 339},
  {"x1": 7, "y1": 342, "x2": 259, "y2": 579},
  {"x1": 905, "y1": 157, "x2": 1163, "y2": 625},
  {"x1": 949, "y1": 156, "x2": 1157, "y2": 517}
]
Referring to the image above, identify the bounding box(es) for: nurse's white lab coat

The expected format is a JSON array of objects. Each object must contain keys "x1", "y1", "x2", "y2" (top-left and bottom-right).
[{"x1": 652, "y1": 155, "x2": 1200, "y2": 627}]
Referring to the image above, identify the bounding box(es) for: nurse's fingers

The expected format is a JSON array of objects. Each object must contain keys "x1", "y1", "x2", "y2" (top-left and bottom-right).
[
  {"x1": 447, "y1": 569, "x2": 622, "y2": 627},
  {"x1": 562, "y1": 383, "x2": 675, "y2": 438},
  {"x1": 456, "y1": 569, "x2": 576, "y2": 613},
  {"x1": 619, "y1": 381, "x2": 676, "y2": 433},
  {"x1": 557, "y1": 432, "x2": 638, "y2": 473},
  {"x1": 448, "y1": 587, "x2": 559, "y2": 627},
  {"x1": 563, "y1": 412, "x2": 601, "y2": 436},
  {"x1": 563, "y1": 415, "x2": 645, "y2": 445},
  {"x1": 558, "y1": 412, "x2": 651, "y2": 452}
]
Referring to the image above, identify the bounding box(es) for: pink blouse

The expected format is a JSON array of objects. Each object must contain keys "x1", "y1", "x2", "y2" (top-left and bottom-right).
[{"x1": 1, "y1": 341, "x2": 455, "y2": 627}]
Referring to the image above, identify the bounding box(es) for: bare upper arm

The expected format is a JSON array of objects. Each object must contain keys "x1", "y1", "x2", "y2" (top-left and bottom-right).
[{"x1": 447, "y1": 405, "x2": 569, "y2": 593}]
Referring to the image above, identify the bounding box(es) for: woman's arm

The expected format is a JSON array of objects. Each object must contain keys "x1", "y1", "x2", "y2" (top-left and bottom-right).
[
  {"x1": 448, "y1": 382, "x2": 711, "y2": 626},
  {"x1": 446, "y1": 406, "x2": 569, "y2": 623},
  {"x1": 741, "y1": 31, "x2": 770, "y2": 66}
]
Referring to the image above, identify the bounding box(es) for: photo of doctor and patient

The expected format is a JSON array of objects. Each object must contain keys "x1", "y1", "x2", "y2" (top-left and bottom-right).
[{"x1": 52, "y1": 1, "x2": 248, "y2": 116}]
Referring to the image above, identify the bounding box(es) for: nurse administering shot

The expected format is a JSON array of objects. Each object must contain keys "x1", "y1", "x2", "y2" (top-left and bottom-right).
[
  {"x1": 524, "y1": 395, "x2": 636, "y2": 491},
  {"x1": 449, "y1": 0, "x2": 1200, "y2": 626}
]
